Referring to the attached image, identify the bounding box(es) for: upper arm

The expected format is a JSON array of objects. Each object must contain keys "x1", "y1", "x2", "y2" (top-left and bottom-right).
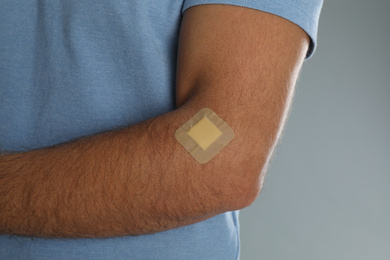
[
  {"x1": 175, "y1": 5, "x2": 310, "y2": 208},
  {"x1": 176, "y1": 5, "x2": 309, "y2": 107}
]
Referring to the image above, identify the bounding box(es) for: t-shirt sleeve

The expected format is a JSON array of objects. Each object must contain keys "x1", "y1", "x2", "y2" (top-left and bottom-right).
[{"x1": 182, "y1": 0, "x2": 323, "y2": 58}]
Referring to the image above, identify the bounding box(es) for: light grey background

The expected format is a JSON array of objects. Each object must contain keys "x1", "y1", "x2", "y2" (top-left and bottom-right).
[{"x1": 240, "y1": 0, "x2": 390, "y2": 259}]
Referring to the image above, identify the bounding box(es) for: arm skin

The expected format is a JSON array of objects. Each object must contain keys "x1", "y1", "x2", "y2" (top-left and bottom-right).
[{"x1": 0, "y1": 5, "x2": 309, "y2": 238}]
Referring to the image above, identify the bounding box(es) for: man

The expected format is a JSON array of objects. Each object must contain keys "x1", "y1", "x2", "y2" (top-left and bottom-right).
[{"x1": 0, "y1": 1, "x2": 323, "y2": 259}]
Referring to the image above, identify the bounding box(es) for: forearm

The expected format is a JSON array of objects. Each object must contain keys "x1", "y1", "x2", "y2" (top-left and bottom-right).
[{"x1": 0, "y1": 106, "x2": 239, "y2": 238}]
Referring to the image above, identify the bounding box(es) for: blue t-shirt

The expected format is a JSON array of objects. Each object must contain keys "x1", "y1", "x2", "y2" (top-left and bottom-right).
[{"x1": 0, "y1": 0, "x2": 322, "y2": 259}]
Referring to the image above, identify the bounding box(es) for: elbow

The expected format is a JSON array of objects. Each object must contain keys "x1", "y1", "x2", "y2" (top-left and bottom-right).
[
  {"x1": 221, "y1": 158, "x2": 267, "y2": 211},
  {"x1": 231, "y1": 175, "x2": 263, "y2": 211}
]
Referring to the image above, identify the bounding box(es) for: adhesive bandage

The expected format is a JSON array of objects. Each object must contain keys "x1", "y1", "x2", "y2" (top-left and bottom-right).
[{"x1": 175, "y1": 108, "x2": 234, "y2": 164}]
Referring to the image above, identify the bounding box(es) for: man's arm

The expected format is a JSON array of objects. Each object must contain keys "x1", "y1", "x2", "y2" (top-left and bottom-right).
[{"x1": 0, "y1": 5, "x2": 309, "y2": 238}]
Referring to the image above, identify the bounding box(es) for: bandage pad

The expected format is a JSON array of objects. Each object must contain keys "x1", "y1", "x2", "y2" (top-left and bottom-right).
[{"x1": 175, "y1": 108, "x2": 234, "y2": 164}]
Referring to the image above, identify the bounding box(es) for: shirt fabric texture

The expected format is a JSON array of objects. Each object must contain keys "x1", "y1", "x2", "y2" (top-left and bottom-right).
[{"x1": 0, "y1": 0, "x2": 323, "y2": 259}]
